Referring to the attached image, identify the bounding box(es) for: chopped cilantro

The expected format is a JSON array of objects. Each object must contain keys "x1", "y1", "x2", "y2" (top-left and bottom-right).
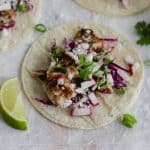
[{"x1": 135, "y1": 21, "x2": 150, "y2": 46}]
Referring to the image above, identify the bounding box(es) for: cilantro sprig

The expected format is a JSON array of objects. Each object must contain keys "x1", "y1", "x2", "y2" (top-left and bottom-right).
[
  {"x1": 135, "y1": 21, "x2": 150, "y2": 46},
  {"x1": 78, "y1": 54, "x2": 99, "y2": 80}
]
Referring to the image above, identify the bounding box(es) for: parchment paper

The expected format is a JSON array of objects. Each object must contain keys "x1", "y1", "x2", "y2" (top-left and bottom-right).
[{"x1": 0, "y1": 0, "x2": 150, "y2": 149}]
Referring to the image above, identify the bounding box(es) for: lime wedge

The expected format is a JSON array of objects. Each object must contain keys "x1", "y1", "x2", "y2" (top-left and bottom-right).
[{"x1": 0, "y1": 78, "x2": 27, "y2": 130}]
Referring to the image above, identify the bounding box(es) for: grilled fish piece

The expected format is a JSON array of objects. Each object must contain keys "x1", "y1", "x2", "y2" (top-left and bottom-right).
[
  {"x1": 74, "y1": 28, "x2": 100, "y2": 44},
  {"x1": 43, "y1": 72, "x2": 76, "y2": 108}
]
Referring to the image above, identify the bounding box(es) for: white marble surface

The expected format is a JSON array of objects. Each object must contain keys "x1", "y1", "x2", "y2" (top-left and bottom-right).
[{"x1": 0, "y1": 0, "x2": 150, "y2": 149}]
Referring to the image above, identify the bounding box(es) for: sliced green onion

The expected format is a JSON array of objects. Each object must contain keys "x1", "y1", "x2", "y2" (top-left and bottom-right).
[
  {"x1": 52, "y1": 47, "x2": 62, "y2": 59},
  {"x1": 117, "y1": 87, "x2": 126, "y2": 96},
  {"x1": 104, "y1": 57, "x2": 111, "y2": 65},
  {"x1": 17, "y1": 3, "x2": 28, "y2": 13},
  {"x1": 144, "y1": 60, "x2": 150, "y2": 66},
  {"x1": 122, "y1": 114, "x2": 137, "y2": 128},
  {"x1": 35, "y1": 24, "x2": 47, "y2": 32}
]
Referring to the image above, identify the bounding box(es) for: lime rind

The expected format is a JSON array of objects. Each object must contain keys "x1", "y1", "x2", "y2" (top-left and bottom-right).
[
  {"x1": 0, "y1": 78, "x2": 27, "y2": 130},
  {"x1": 0, "y1": 103, "x2": 27, "y2": 130}
]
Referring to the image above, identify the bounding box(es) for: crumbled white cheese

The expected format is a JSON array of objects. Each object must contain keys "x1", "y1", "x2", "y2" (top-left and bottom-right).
[
  {"x1": 57, "y1": 78, "x2": 64, "y2": 85},
  {"x1": 87, "y1": 52, "x2": 94, "y2": 62},
  {"x1": 74, "y1": 43, "x2": 90, "y2": 55},
  {"x1": 80, "y1": 43, "x2": 90, "y2": 50},
  {"x1": 86, "y1": 29, "x2": 91, "y2": 34}
]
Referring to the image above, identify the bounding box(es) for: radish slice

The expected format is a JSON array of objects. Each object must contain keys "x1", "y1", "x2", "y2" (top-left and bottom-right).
[
  {"x1": 75, "y1": 88, "x2": 85, "y2": 94},
  {"x1": 88, "y1": 92, "x2": 100, "y2": 106},
  {"x1": 81, "y1": 80, "x2": 96, "y2": 90}
]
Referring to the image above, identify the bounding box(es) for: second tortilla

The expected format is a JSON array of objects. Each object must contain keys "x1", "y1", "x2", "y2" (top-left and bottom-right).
[{"x1": 75, "y1": 0, "x2": 150, "y2": 16}]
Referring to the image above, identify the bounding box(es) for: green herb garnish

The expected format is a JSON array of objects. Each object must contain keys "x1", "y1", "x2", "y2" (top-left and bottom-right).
[
  {"x1": 78, "y1": 54, "x2": 99, "y2": 80},
  {"x1": 78, "y1": 95, "x2": 83, "y2": 100},
  {"x1": 79, "y1": 54, "x2": 92, "y2": 67},
  {"x1": 103, "y1": 57, "x2": 111, "y2": 65},
  {"x1": 17, "y1": 3, "x2": 28, "y2": 13},
  {"x1": 117, "y1": 87, "x2": 126, "y2": 96},
  {"x1": 97, "y1": 77, "x2": 107, "y2": 90},
  {"x1": 93, "y1": 53, "x2": 105, "y2": 61},
  {"x1": 144, "y1": 60, "x2": 150, "y2": 66},
  {"x1": 101, "y1": 66, "x2": 109, "y2": 75},
  {"x1": 52, "y1": 47, "x2": 62, "y2": 59},
  {"x1": 35, "y1": 24, "x2": 47, "y2": 32},
  {"x1": 122, "y1": 114, "x2": 137, "y2": 128},
  {"x1": 135, "y1": 21, "x2": 150, "y2": 45},
  {"x1": 93, "y1": 70, "x2": 104, "y2": 78},
  {"x1": 79, "y1": 62, "x2": 98, "y2": 80}
]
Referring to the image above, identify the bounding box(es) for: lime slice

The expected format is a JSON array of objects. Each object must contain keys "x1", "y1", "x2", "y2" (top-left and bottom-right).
[{"x1": 0, "y1": 78, "x2": 27, "y2": 130}]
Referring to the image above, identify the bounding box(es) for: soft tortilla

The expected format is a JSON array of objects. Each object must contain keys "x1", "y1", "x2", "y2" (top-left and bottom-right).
[
  {"x1": 0, "y1": 0, "x2": 41, "y2": 51},
  {"x1": 75, "y1": 0, "x2": 150, "y2": 16},
  {"x1": 21, "y1": 23, "x2": 144, "y2": 129}
]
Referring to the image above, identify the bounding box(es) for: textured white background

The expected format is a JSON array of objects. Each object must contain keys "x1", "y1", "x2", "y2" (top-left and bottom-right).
[{"x1": 0, "y1": 0, "x2": 150, "y2": 149}]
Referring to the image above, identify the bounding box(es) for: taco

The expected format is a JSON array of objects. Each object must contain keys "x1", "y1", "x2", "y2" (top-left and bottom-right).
[
  {"x1": 75, "y1": 0, "x2": 150, "y2": 16},
  {"x1": 21, "y1": 23, "x2": 143, "y2": 129},
  {"x1": 0, "y1": 0, "x2": 41, "y2": 51}
]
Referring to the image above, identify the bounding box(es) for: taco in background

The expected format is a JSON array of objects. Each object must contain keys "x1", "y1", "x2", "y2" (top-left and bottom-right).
[
  {"x1": 0, "y1": 0, "x2": 41, "y2": 51},
  {"x1": 75, "y1": 0, "x2": 150, "y2": 16}
]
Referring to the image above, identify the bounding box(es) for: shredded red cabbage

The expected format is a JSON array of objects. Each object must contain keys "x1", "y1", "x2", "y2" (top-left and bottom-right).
[
  {"x1": 109, "y1": 62, "x2": 133, "y2": 76},
  {"x1": 2, "y1": 20, "x2": 16, "y2": 30},
  {"x1": 99, "y1": 38, "x2": 118, "y2": 42},
  {"x1": 128, "y1": 64, "x2": 133, "y2": 76},
  {"x1": 64, "y1": 38, "x2": 75, "y2": 50},
  {"x1": 35, "y1": 98, "x2": 53, "y2": 106},
  {"x1": 71, "y1": 97, "x2": 78, "y2": 104},
  {"x1": 50, "y1": 39, "x2": 56, "y2": 51},
  {"x1": 110, "y1": 69, "x2": 127, "y2": 88}
]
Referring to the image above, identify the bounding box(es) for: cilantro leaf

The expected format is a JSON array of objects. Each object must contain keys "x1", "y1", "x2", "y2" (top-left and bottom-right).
[{"x1": 135, "y1": 21, "x2": 150, "y2": 46}]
